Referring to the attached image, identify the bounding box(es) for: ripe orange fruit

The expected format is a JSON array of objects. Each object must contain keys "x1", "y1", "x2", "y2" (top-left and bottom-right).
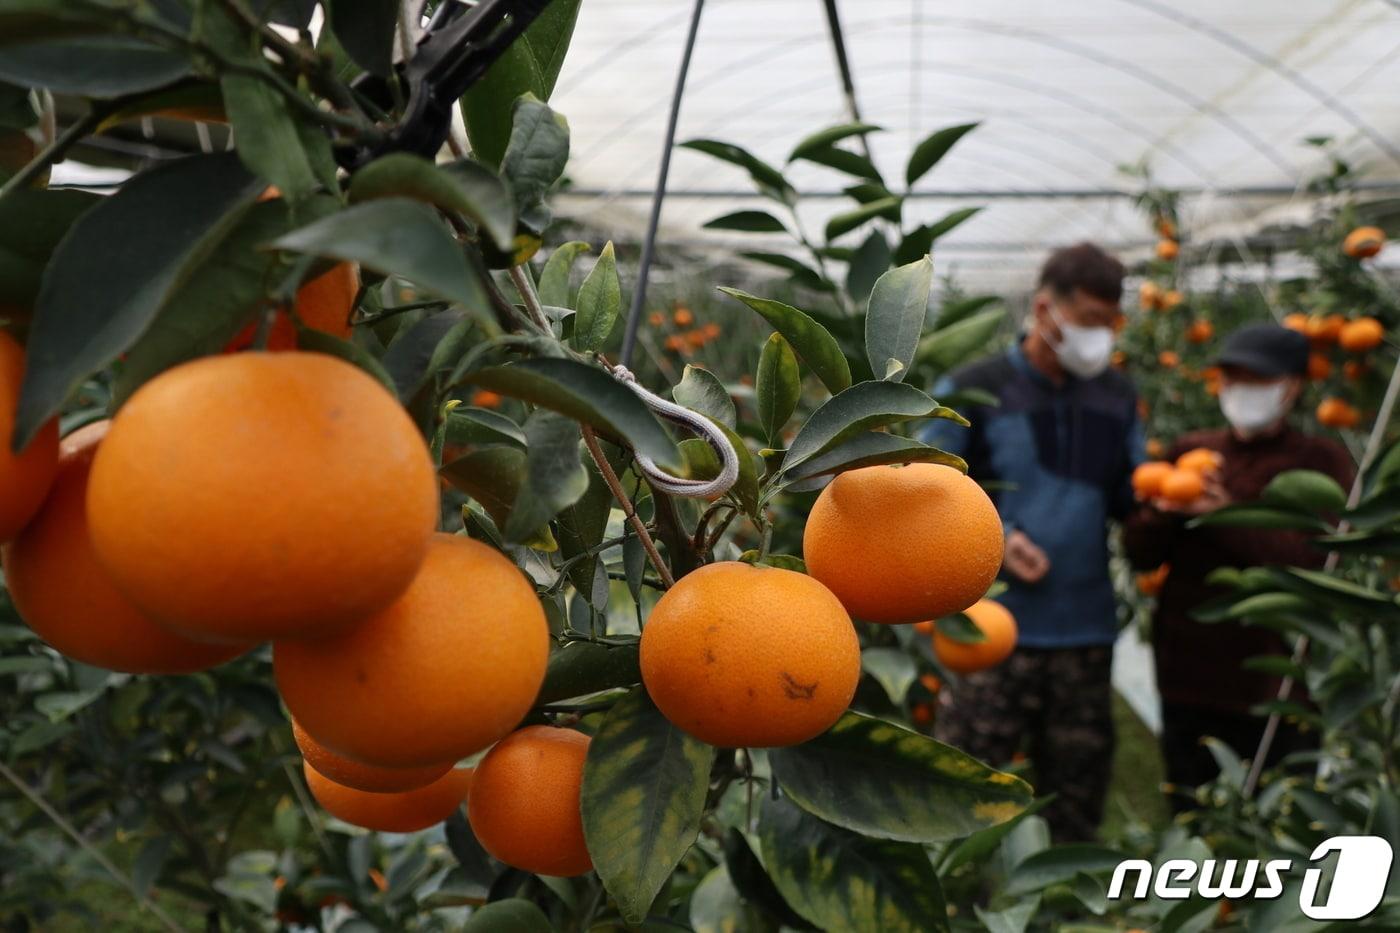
[
  {"x1": 919, "y1": 672, "x2": 942, "y2": 693},
  {"x1": 1110, "y1": 350, "x2": 1126, "y2": 369},
  {"x1": 1316, "y1": 397, "x2": 1361, "y2": 428},
  {"x1": 1186, "y1": 320, "x2": 1213, "y2": 343},
  {"x1": 1344, "y1": 360, "x2": 1367, "y2": 381},
  {"x1": 1156, "y1": 217, "x2": 1177, "y2": 239},
  {"x1": 933, "y1": 600, "x2": 1018, "y2": 674},
  {"x1": 686, "y1": 329, "x2": 707, "y2": 348},
  {"x1": 1158, "y1": 350, "x2": 1180, "y2": 368},
  {"x1": 1136, "y1": 563, "x2": 1170, "y2": 596},
  {"x1": 292, "y1": 719, "x2": 451, "y2": 793},
  {"x1": 225, "y1": 263, "x2": 358, "y2": 352},
  {"x1": 1339, "y1": 317, "x2": 1384, "y2": 352},
  {"x1": 803, "y1": 464, "x2": 1004, "y2": 623},
  {"x1": 467, "y1": 726, "x2": 592, "y2": 877},
  {"x1": 1306, "y1": 314, "x2": 1345, "y2": 346},
  {"x1": 702, "y1": 323, "x2": 721, "y2": 339},
  {"x1": 1282, "y1": 313, "x2": 1309, "y2": 334},
  {"x1": 1159, "y1": 468, "x2": 1205, "y2": 503},
  {"x1": 1161, "y1": 289, "x2": 1184, "y2": 310},
  {"x1": 673, "y1": 307, "x2": 694, "y2": 327},
  {"x1": 648, "y1": 311, "x2": 664, "y2": 327},
  {"x1": 1156, "y1": 239, "x2": 1179, "y2": 261},
  {"x1": 911, "y1": 703, "x2": 932, "y2": 726},
  {"x1": 1132, "y1": 461, "x2": 1175, "y2": 499},
  {"x1": 470, "y1": 388, "x2": 503, "y2": 408},
  {"x1": 0, "y1": 331, "x2": 58, "y2": 543},
  {"x1": 3, "y1": 422, "x2": 248, "y2": 674},
  {"x1": 640, "y1": 561, "x2": 859, "y2": 747},
  {"x1": 1139, "y1": 281, "x2": 1163, "y2": 310},
  {"x1": 1175, "y1": 447, "x2": 1223, "y2": 475},
  {"x1": 1146, "y1": 438, "x2": 1166, "y2": 459},
  {"x1": 1343, "y1": 226, "x2": 1385, "y2": 259},
  {"x1": 275, "y1": 533, "x2": 549, "y2": 768},
  {"x1": 664, "y1": 334, "x2": 686, "y2": 353},
  {"x1": 304, "y1": 761, "x2": 472, "y2": 833},
  {"x1": 1307, "y1": 352, "x2": 1332, "y2": 381},
  {"x1": 87, "y1": 352, "x2": 437, "y2": 643}
]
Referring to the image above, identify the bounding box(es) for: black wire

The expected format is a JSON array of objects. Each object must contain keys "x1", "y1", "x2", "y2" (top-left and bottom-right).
[
  {"x1": 821, "y1": 0, "x2": 872, "y2": 161},
  {"x1": 618, "y1": 0, "x2": 705, "y2": 370}
]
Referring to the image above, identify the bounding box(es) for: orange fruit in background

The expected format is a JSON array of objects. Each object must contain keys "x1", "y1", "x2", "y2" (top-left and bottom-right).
[
  {"x1": 1343, "y1": 225, "x2": 1385, "y2": 259},
  {"x1": 0, "y1": 331, "x2": 58, "y2": 543},
  {"x1": 1132, "y1": 461, "x2": 1175, "y2": 499},
  {"x1": 1282, "y1": 312, "x2": 1309, "y2": 334},
  {"x1": 1306, "y1": 314, "x2": 1345, "y2": 346},
  {"x1": 911, "y1": 703, "x2": 932, "y2": 726},
  {"x1": 468, "y1": 726, "x2": 592, "y2": 877},
  {"x1": 275, "y1": 533, "x2": 549, "y2": 768},
  {"x1": 470, "y1": 388, "x2": 503, "y2": 409},
  {"x1": 226, "y1": 263, "x2": 358, "y2": 352},
  {"x1": 648, "y1": 311, "x2": 664, "y2": 327},
  {"x1": 1145, "y1": 438, "x2": 1166, "y2": 459},
  {"x1": 1175, "y1": 447, "x2": 1223, "y2": 475},
  {"x1": 640, "y1": 561, "x2": 859, "y2": 748},
  {"x1": 673, "y1": 307, "x2": 694, "y2": 327},
  {"x1": 1307, "y1": 352, "x2": 1332, "y2": 381},
  {"x1": 87, "y1": 351, "x2": 438, "y2": 644},
  {"x1": 1139, "y1": 281, "x2": 1163, "y2": 310},
  {"x1": 291, "y1": 719, "x2": 451, "y2": 793},
  {"x1": 1156, "y1": 239, "x2": 1179, "y2": 261},
  {"x1": 1159, "y1": 468, "x2": 1205, "y2": 503},
  {"x1": 1186, "y1": 320, "x2": 1214, "y2": 343},
  {"x1": 1344, "y1": 360, "x2": 1367, "y2": 381},
  {"x1": 3, "y1": 421, "x2": 248, "y2": 674},
  {"x1": 1110, "y1": 350, "x2": 1127, "y2": 369},
  {"x1": 1136, "y1": 563, "x2": 1170, "y2": 596},
  {"x1": 1161, "y1": 289, "x2": 1184, "y2": 310},
  {"x1": 1339, "y1": 317, "x2": 1384, "y2": 352},
  {"x1": 1158, "y1": 350, "x2": 1180, "y2": 368},
  {"x1": 919, "y1": 673, "x2": 942, "y2": 693},
  {"x1": 1316, "y1": 397, "x2": 1361, "y2": 428},
  {"x1": 304, "y1": 761, "x2": 472, "y2": 833},
  {"x1": 803, "y1": 463, "x2": 1004, "y2": 624},
  {"x1": 1156, "y1": 217, "x2": 1177, "y2": 239},
  {"x1": 933, "y1": 600, "x2": 1018, "y2": 674}
]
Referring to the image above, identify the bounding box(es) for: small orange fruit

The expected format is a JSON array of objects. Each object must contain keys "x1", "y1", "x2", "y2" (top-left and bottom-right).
[
  {"x1": 0, "y1": 331, "x2": 58, "y2": 543},
  {"x1": 664, "y1": 334, "x2": 686, "y2": 352},
  {"x1": 470, "y1": 388, "x2": 503, "y2": 408},
  {"x1": 1186, "y1": 321, "x2": 1214, "y2": 343},
  {"x1": 1156, "y1": 239, "x2": 1179, "y2": 261},
  {"x1": 468, "y1": 726, "x2": 592, "y2": 877},
  {"x1": 1159, "y1": 469, "x2": 1205, "y2": 503},
  {"x1": 804, "y1": 464, "x2": 1004, "y2": 623},
  {"x1": 1306, "y1": 315, "x2": 1345, "y2": 346},
  {"x1": 673, "y1": 307, "x2": 694, "y2": 327},
  {"x1": 911, "y1": 703, "x2": 933, "y2": 726},
  {"x1": 702, "y1": 323, "x2": 721, "y2": 339},
  {"x1": 1161, "y1": 289, "x2": 1184, "y2": 310},
  {"x1": 1156, "y1": 217, "x2": 1177, "y2": 239},
  {"x1": 1132, "y1": 461, "x2": 1175, "y2": 499},
  {"x1": 1339, "y1": 317, "x2": 1384, "y2": 353},
  {"x1": 292, "y1": 719, "x2": 451, "y2": 793},
  {"x1": 1282, "y1": 313, "x2": 1309, "y2": 334},
  {"x1": 1307, "y1": 352, "x2": 1332, "y2": 381},
  {"x1": 87, "y1": 352, "x2": 438, "y2": 643},
  {"x1": 919, "y1": 673, "x2": 942, "y2": 693},
  {"x1": 275, "y1": 534, "x2": 549, "y2": 768},
  {"x1": 1158, "y1": 350, "x2": 1180, "y2": 368},
  {"x1": 304, "y1": 761, "x2": 472, "y2": 833},
  {"x1": 686, "y1": 329, "x2": 707, "y2": 348},
  {"x1": 933, "y1": 600, "x2": 1018, "y2": 674},
  {"x1": 3, "y1": 421, "x2": 248, "y2": 674},
  {"x1": 226, "y1": 263, "x2": 359, "y2": 352},
  {"x1": 640, "y1": 561, "x2": 859, "y2": 747},
  {"x1": 1343, "y1": 226, "x2": 1385, "y2": 259},
  {"x1": 1139, "y1": 281, "x2": 1164, "y2": 310},
  {"x1": 1316, "y1": 397, "x2": 1361, "y2": 428},
  {"x1": 648, "y1": 311, "x2": 664, "y2": 327},
  {"x1": 1344, "y1": 360, "x2": 1367, "y2": 381},
  {"x1": 1146, "y1": 438, "x2": 1166, "y2": 459},
  {"x1": 1175, "y1": 447, "x2": 1223, "y2": 475},
  {"x1": 1136, "y1": 563, "x2": 1170, "y2": 596}
]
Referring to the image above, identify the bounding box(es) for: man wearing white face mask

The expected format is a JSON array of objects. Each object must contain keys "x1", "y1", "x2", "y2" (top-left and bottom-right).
[
  {"x1": 922, "y1": 243, "x2": 1142, "y2": 842},
  {"x1": 1123, "y1": 323, "x2": 1353, "y2": 807}
]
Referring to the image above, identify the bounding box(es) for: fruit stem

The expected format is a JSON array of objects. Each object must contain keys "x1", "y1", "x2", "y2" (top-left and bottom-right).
[{"x1": 581, "y1": 426, "x2": 676, "y2": 588}]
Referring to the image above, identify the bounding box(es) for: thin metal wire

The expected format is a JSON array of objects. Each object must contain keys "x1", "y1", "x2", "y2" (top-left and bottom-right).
[{"x1": 618, "y1": 0, "x2": 705, "y2": 370}]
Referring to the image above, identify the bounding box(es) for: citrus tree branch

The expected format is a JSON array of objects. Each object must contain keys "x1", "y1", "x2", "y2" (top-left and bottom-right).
[
  {"x1": 581, "y1": 426, "x2": 675, "y2": 589},
  {"x1": 0, "y1": 105, "x2": 108, "y2": 201}
]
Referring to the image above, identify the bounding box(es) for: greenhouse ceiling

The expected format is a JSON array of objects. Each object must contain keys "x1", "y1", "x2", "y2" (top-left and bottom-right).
[{"x1": 546, "y1": 0, "x2": 1400, "y2": 290}]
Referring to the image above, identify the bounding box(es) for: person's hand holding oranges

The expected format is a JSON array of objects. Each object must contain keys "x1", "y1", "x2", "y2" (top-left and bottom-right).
[{"x1": 1132, "y1": 447, "x2": 1230, "y2": 516}]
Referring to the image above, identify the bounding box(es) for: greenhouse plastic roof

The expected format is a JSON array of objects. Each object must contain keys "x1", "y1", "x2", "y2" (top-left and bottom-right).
[{"x1": 548, "y1": 0, "x2": 1400, "y2": 290}]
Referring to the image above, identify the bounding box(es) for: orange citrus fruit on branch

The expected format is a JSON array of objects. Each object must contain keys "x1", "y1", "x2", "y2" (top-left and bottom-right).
[
  {"x1": 304, "y1": 761, "x2": 472, "y2": 833},
  {"x1": 1282, "y1": 313, "x2": 1308, "y2": 334},
  {"x1": 1175, "y1": 447, "x2": 1223, "y2": 475},
  {"x1": 803, "y1": 463, "x2": 1004, "y2": 623},
  {"x1": 468, "y1": 726, "x2": 593, "y2": 877},
  {"x1": 1316, "y1": 397, "x2": 1361, "y2": 428},
  {"x1": 3, "y1": 421, "x2": 249, "y2": 674},
  {"x1": 292, "y1": 719, "x2": 451, "y2": 793},
  {"x1": 1131, "y1": 461, "x2": 1175, "y2": 500},
  {"x1": 1139, "y1": 281, "x2": 1163, "y2": 310},
  {"x1": 275, "y1": 533, "x2": 549, "y2": 768},
  {"x1": 1307, "y1": 352, "x2": 1332, "y2": 381},
  {"x1": 1186, "y1": 321, "x2": 1213, "y2": 343},
  {"x1": 1339, "y1": 317, "x2": 1384, "y2": 353},
  {"x1": 1159, "y1": 469, "x2": 1204, "y2": 504},
  {"x1": 0, "y1": 331, "x2": 58, "y2": 543},
  {"x1": 1155, "y1": 239, "x2": 1179, "y2": 261},
  {"x1": 226, "y1": 263, "x2": 359, "y2": 352},
  {"x1": 1343, "y1": 226, "x2": 1385, "y2": 259},
  {"x1": 87, "y1": 351, "x2": 438, "y2": 644},
  {"x1": 932, "y1": 599, "x2": 1018, "y2": 674},
  {"x1": 1306, "y1": 315, "x2": 1345, "y2": 346},
  {"x1": 640, "y1": 561, "x2": 859, "y2": 747}
]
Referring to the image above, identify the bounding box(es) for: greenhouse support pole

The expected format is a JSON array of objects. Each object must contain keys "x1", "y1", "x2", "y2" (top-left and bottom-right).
[
  {"x1": 821, "y1": 0, "x2": 872, "y2": 161},
  {"x1": 618, "y1": 0, "x2": 705, "y2": 370}
]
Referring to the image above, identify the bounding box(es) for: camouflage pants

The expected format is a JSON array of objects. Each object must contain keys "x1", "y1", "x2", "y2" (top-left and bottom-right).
[{"x1": 933, "y1": 644, "x2": 1114, "y2": 842}]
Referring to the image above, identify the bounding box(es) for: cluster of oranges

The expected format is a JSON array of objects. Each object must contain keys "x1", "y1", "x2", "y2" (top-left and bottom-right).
[
  {"x1": 1132, "y1": 446, "x2": 1224, "y2": 506},
  {"x1": 649, "y1": 305, "x2": 721, "y2": 356},
  {"x1": 1342, "y1": 225, "x2": 1386, "y2": 260},
  {"x1": 1154, "y1": 216, "x2": 1181, "y2": 263},
  {"x1": 1138, "y1": 280, "x2": 1184, "y2": 312},
  {"x1": 1280, "y1": 311, "x2": 1384, "y2": 430}
]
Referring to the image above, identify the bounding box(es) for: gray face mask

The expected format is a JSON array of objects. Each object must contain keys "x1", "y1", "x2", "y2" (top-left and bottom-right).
[
  {"x1": 1219, "y1": 381, "x2": 1290, "y2": 436},
  {"x1": 1044, "y1": 307, "x2": 1115, "y2": 379}
]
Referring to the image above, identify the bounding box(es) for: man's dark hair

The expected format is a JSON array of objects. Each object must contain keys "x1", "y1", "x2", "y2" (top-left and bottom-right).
[{"x1": 1037, "y1": 242, "x2": 1124, "y2": 303}]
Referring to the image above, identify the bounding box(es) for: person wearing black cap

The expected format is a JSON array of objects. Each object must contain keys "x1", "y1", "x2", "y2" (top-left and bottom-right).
[{"x1": 1122, "y1": 322, "x2": 1353, "y2": 806}]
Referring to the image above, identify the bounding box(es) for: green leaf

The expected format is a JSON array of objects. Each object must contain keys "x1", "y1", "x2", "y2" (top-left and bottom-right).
[
  {"x1": 915, "y1": 307, "x2": 1005, "y2": 373},
  {"x1": 1187, "y1": 505, "x2": 1330, "y2": 532},
  {"x1": 465, "y1": 358, "x2": 681, "y2": 470},
  {"x1": 784, "y1": 381, "x2": 964, "y2": 471},
  {"x1": 1004, "y1": 844, "x2": 1129, "y2": 896},
  {"x1": 718, "y1": 288, "x2": 851, "y2": 395},
  {"x1": 690, "y1": 865, "x2": 774, "y2": 933},
  {"x1": 843, "y1": 182, "x2": 897, "y2": 205},
  {"x1": 504, "y1": 411, "x2": 588, "y2": 544},
  {"x1": 673, "y1": 365, "x2": 736, "y2": 429},
  {"x1": 721, "y1": 829, "x2": 814, "y2": 930},
  {"x1": 220, "y1": 71, "x2": 333, "y2": 200},
  {"x1": 554, "y1": 465, "x2": 613, "y2": 602},
  {"x1": 861, "y1": 648, "x2": 918, "y2": 704},
  {"x1": 769, "y1": 711, "x2": 1032, "y2": 842},
  {"x1": 440, "y1": 446, "x2": 527, "y2": 531},
  {"x1": 1261, "y1": 469, "x2": 1348, "y2": 514},
  {"x1": 500, "y1": 95, "x2": 570, "y2": 229},
  {"x1": 325, "y1": 0, "x2": 396, "y2": 76},
  {"x1": 581, "y1": 687, "x2": 716, "y2": 925},
  {"x1": 16, "y1": 152, "x2": 261, "y2": 446},
  {"x1": 679, "y1": 139, "x2": 794, "y2": 203},
  {"x1": 536, "y1": 642, "x2": 640, "y2": 706},
  {"x1": 703, "y1": 210, "x2": 788, "y2": 233},
  {"x1": 824, "y1": 197, "x2": 902, "y2": 243},
  {"x1": 906, "y1": 122, "x2": 978, "y2": 186},
  {"x1": 740, "y1": 252, "x2": 830, "y2": 291},
  {"x1": 975, "y1": 899, "x2": 1039, "y2": 933},
  {"x1": 383, "y1": 311, "x2": 472, "y2": 399},
  {"x1": 788, "y1": 122, "x2": 882, "y2": 162},
  {"x1": 866, "y1": 257, "x2": 933, "y2": 383},
  {"x1": 572, "y1": 241, "x2": 620, "y2": 352},
  {"x1": 271, "y1": 198, "x2": 488, "y2": 312},
  {"x1": 444, "y1": 406, "x2": 527, "y2": 448},
  {"x1": 459, "y1": 0, "x2": 581, "y2": 169},
  {"x1": 939, "y1": 797, "x2": 1053, "y2": 874},
  {"x1": 0, "y1": 187, "x2": 99, "y2": 308},
  {"x1": 349, "y1": 154, "x2": 516, "y2": 251},
  {"x1": 759, "y1": 795, "x2": 950, "y2": 932},
  {"x1": 784, "y1": 433, "x2": 966, "y2": 485},
  {"x1": 893, "y1": 208, "x2": 982, "y2": 266},
  {"x1": 0, "y1": 36, "x2": 189, "y2": 97},
  {"x1": 935, "y1": 612, "x2": 985, "y2": 643},
  {"x1": 796, "y1": 145, "x2": 882, "y2": 182},
  {"x1": 130, "y1": 836, "x2": 172, "y2": 897},
  {"x1": 846, "y1": 229, "x2": 891, "y2": 305},
  {"x1": 537, "y1": 241, "x2": 591, "y2": 307},
  {"x1": 461, "y1": 897, "x2": 554, "y2": 933},
  {"x1": 756, "y1": 333, "x2": 800, "y2": 445}
]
